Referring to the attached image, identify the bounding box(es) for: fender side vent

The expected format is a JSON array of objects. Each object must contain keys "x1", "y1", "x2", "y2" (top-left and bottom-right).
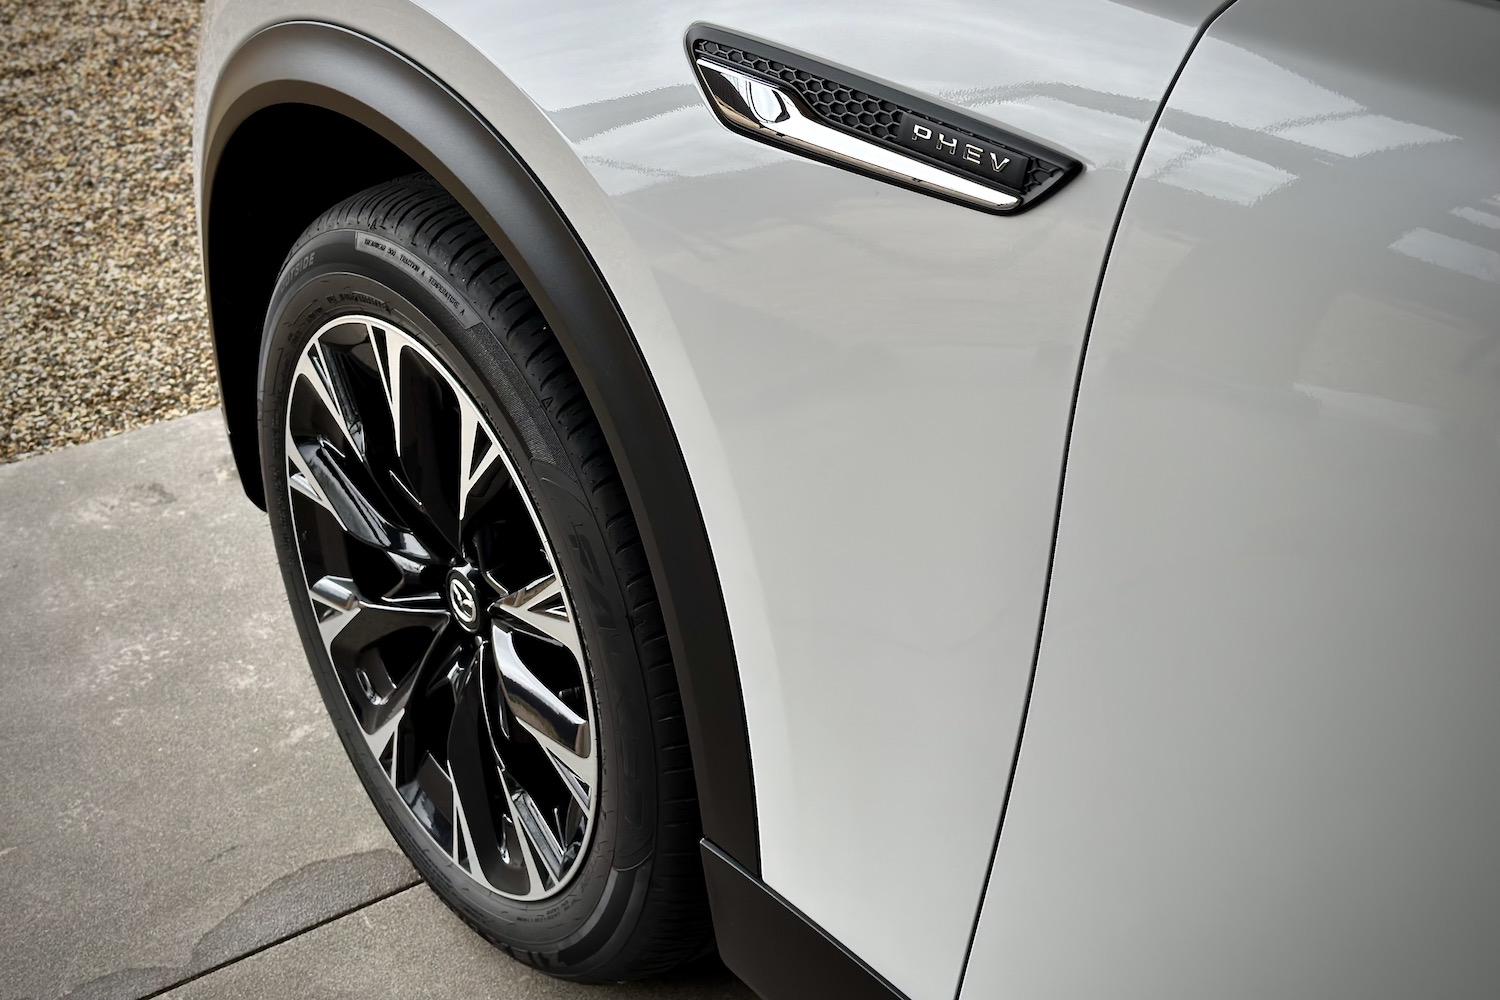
[{"x1": 688, "y1": 24, "x2": 1080, "y2": 214}]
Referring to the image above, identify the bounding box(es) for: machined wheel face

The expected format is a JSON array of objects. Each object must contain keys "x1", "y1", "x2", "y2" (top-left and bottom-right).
[{"x1": 284, "y1": 313, "x2": 598, "y2": 901}]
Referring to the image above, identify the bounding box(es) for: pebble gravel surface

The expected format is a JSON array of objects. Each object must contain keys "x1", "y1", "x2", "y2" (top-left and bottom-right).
[{"x1": 1, "y1": 1, "x2": 214, "y2": 463}]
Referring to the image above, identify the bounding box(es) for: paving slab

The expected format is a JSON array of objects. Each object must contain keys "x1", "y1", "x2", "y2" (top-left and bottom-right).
[
  {"x1": 1, "y1": 411, "x2": 756, "y2": 1000},
  {"x1": 160, "y1": 884, "x2": 756, "y2": 1000},
  {"x1": 0, "y1": 411, "x2": 417, "y2": 1000}
]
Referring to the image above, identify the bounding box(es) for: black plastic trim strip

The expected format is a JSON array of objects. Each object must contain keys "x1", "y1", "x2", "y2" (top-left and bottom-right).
[
  {"x1": 950, "y1": 2, "x2": 1242, "y2": 996},
  {"x1": 702, "y1": 840, "x2": 909, "y2": 1000},
  {"x1": 201, "y1": 21, "x2": 760, "y2": 873},
  {"x1": 686, "y1": 23, "x2": 1081, "y2": 213}
]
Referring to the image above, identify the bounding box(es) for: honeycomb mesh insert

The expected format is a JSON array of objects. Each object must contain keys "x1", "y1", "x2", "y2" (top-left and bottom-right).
[{"x1": 695, "y1": 39, "x2": 1062, "y2": 194}]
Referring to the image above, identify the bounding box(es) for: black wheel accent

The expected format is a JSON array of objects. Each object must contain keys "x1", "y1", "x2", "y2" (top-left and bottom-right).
[{"x1": 258, "y1": 174, "x2": 710, "y2": 979}]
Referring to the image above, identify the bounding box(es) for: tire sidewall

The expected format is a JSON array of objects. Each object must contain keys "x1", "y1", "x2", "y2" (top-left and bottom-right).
[{"x1": 256, "y1": 224, "x2": 658, "y2": 966}]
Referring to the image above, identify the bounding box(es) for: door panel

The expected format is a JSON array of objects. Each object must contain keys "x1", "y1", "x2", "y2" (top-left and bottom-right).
[
  {"x1": 404, "y1": 1, "x2": 1228, "y2": 996},
  {"x1": 963, "y1": 0, "x2": 1500, "y2": 997}
]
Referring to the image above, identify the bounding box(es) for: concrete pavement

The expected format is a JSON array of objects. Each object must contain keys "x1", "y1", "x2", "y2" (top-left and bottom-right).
[{"x1": 0, "y1": 411, "x2": 752, "y2": 1000}]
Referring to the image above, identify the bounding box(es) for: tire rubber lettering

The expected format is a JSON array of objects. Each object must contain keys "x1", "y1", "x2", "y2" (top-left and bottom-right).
[{"x1": 354, "y1": 231, "x2": 470, "y2": 324}]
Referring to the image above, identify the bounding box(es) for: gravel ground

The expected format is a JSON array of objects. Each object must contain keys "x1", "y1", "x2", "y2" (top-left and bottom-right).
[{"x1": 1, "y1": 0, "x2": 214, "y2": 463}]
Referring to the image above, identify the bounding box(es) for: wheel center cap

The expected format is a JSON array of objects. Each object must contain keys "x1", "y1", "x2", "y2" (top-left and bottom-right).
[{"x1": 445, "y1": 566, "x2": 483, "y2": 632}]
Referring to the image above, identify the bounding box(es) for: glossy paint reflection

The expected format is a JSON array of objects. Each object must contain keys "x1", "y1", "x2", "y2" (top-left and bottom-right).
[
  {"x1": 408, "y1": 2, "x2": 1223, "y2": 998},
  {"x1": 967, "y1": 1, "x2": 1500, "y2": 997}
]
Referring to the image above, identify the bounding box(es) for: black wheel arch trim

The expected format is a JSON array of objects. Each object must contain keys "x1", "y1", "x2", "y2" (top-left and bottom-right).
[
  {"x1": 202, "y1": 20, "x2": 760, "y2": 873},
  {"x1": 701, "y1": 841, "x2": 910, "y2": 1000}
]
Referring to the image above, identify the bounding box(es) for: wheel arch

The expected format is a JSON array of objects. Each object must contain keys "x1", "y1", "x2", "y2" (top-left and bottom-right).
[{"x1": 200, "y1": 19, "x2": 760, "y2": 873}]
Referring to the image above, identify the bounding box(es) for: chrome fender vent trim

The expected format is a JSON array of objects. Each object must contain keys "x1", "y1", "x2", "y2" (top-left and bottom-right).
[
  {"x1": 695, "y1": 59, "x2": 1021, "y2": 212},
  {"x1": 687, "y1": 25, "x2": 1081, "y2": 215}
]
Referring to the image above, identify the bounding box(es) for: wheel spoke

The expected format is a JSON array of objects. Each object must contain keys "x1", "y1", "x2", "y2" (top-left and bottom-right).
[
  {"x1": 368, "y1": 323, "x2": 404, "y2": 459},
  {"x1": 493, "y1": 573, "x2": 579, "y2": 653},
  {"x1": 504, "y1": 780, "x2": 567, "y2": 886},
  {"x1": 293, "y1": 342, "x2": 356, "y2": 451},
  {"x1": 291, "y1": 436, "x2": 437, "y2": 566},
  {"x1": 361, "y1": 618, "x2": 464, "y2": 760},
  {"x1": 451, "y1": 778, "x2": 498, "y2": 891},
  {"x1": 545, "y1": 745, "x2": 593, "y2": 813},
  {"x1": 489, "y1": 625, "x2": 591, "y2": 757},
  {"x1": 309, "y1": 575, "x2": 452, "y2": 757},
  {"x1": 309, "y1": 575, "x2": 448, "y2": 663},
  {"x1": 457, "y1": 394, "x2": 502, "y2": 527},
  {"x1": 490, "y1": 625, "x2": 596, "y2": 789},
  {"x1": 390, "y1": 353, "x2": 465, "y2": 546},
  {"x1": 286, "y1": 427, "x2": 335, "y2": 514},
  {"x1": 448, "y1": 659, "x2": 538, "y2": 895},
  {"x1": 364, "y1": 709, "x2": 404, "y2": 780}
]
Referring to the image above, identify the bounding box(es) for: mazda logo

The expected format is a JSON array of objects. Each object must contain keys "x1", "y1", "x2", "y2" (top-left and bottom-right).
[{"x1": 447, "y1": 574, "x2": 478, "y2": 626}]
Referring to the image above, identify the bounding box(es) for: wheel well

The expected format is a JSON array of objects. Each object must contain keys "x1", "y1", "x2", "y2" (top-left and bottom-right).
[
  {"x1": 200, "y1": 18, "x2": 759, "y2": 872},
  {"x1": 206, "y1": 104, "x2": 417, "y2": 507}
]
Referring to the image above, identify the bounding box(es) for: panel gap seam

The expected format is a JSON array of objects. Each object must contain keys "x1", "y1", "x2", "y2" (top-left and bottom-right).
[{"x1": 947, "y1": 2, "x2": 1241, "y2": 996}]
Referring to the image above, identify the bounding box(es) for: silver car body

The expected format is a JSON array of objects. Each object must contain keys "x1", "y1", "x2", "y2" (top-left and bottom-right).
[
  {"x1": 968, "y1": 2, "x2": 1500, "y2": 997},
  {"x1": 195, "y1": 0, "x2": 1500, "y2": 997}
]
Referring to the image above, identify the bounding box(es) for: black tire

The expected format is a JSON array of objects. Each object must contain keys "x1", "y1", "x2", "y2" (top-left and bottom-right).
[{"x1": 256, "y1": 173, "x2": 711, "y2": 980}]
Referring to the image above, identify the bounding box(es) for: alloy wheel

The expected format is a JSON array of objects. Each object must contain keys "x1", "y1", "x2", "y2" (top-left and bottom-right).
[{"x1": 283, "y1": 314, "x2": 598, "y2": 901}]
